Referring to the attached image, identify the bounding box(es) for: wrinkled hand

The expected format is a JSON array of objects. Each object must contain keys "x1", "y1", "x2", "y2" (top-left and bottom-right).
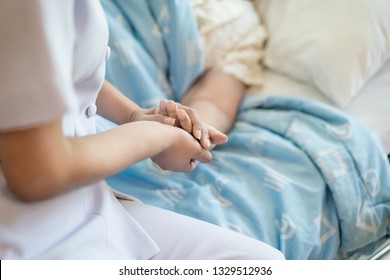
[{"x1": 155, "y1": 100, "x2": 228, "y2": 149}]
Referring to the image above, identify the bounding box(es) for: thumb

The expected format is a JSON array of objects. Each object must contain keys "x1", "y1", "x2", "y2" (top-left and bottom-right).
[
  {"x1": 192, "y1": 148, "x2": 212, "y2": 164},
  {"x1": 143, "y1": 114, "x2": 176, "y2": 126},
  {"x1": 208, "y1": 126, "x2": 228, "y2": 145}
]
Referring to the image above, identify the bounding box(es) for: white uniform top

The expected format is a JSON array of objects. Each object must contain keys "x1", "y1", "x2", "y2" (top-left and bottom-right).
[{"x1": 0, "y1": 0, "x2": 159, "y2": 259}]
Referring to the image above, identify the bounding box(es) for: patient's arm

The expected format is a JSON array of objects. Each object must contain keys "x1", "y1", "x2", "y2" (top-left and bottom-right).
[
  {"x1": 154, "y1": 70, "x2": 245, "y2": 148},
  {"x1": 180, "y1": 70, "x2": 246, "y2": 134}
]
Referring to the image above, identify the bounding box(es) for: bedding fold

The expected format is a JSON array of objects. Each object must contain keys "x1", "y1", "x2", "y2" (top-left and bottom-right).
[{"x1": 97, "y1": 0, "x2": 390, "y2": 260}]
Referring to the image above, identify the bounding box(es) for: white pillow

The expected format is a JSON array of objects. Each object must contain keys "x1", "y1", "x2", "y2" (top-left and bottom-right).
[{"x1": 255, "y1": 0, "x2": 390, "y2": 107}]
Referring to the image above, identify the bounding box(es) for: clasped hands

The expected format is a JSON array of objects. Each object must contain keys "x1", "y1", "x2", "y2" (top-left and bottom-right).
[{"x1": 130, "y1": 99, "x2": 228, "y2": 171}]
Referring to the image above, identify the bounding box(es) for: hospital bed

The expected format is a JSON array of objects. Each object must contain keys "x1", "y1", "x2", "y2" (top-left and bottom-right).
[
  {"x1": 247, "y1": 60, "x2": 390, "y2": 260},
  {"x1": 98, "y1": 0, "x2": 390, "y2": 260},
  {"x1": 250, "y1": 0, "x2": 390, "y2": 260}
]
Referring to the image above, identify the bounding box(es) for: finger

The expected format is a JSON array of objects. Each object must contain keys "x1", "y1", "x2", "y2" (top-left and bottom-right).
[
  {"x1": 177, "y1": 109, "x2": 192, "y2": 133},
  {"x1": 164, "y1": 117, "x2": 176, "y2": 126},
  {"x1": 145, "y1": 106, "x2": 157, "y2": 115},
  {"x1": 192, "y1": 124, "x2": 202, "y2": 141},
  {"x1": 167, "y1": 100, "x2": 178, "y2": 119},
  {"x1": 192, "y1": 148, "x2": 212, "y2": 164},
  {"x1": 176, "y1": 103, "x2": 203, "y2": 140},
  {"x1": 199, "y1": 126, "x2": 211, "y2": 149},
  {"x1": 189, "y1": 159, "x2": 199, "y2": 170},
  {"x1": 159, "y1": 99, "x2": 169, "y2": 116},
  {"x1": 208, "y1": 126, "x2": 228, "y2": 145},
  {"x1": 180, "y1": 160, "x2": 197, "y2": 173},
  {"x1": 144, "y1": 114, "x2": 176, "y2": 126}
]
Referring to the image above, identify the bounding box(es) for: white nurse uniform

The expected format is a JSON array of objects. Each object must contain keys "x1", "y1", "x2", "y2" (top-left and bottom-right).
[{"x1": 0, "y1": 0, "x2": 159, "y2": 259}]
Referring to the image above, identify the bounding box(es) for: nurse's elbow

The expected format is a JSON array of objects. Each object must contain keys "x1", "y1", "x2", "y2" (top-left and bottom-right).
[{"x1": 5, "y1": 168, "x2": 68, "y2": 202}]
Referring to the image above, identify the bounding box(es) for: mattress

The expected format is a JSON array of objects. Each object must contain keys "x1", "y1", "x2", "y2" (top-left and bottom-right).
[{"x1": 247, "y1": 60, "x2": 390, "y2": 260}]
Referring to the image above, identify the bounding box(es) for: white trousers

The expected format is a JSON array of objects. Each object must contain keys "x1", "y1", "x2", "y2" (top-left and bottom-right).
[{"x1": 119, "y1": 200, "x2": 285, "y2": 260}]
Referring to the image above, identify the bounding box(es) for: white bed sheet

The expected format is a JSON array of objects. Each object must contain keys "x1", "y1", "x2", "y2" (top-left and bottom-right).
[
  {"x1": 246, "y1": 60, "x2": 390, "y2": 260},
  {"x1": 247, "y1": 59, "x2": 390, "y2": 155}
]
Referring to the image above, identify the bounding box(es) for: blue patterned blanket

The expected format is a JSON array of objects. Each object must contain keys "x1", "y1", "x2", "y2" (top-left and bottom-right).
[{"x1": 97, "y1": 0, "x2": 390, "y2": 259}]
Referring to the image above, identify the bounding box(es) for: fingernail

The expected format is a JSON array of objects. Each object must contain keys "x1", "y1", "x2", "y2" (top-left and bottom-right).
[
  {"x1": 195, "y1": 129, "x2": 201, "y2": 140},
  {"x1": 190, "y1": 159, "x2": 199, "y2": 169}
]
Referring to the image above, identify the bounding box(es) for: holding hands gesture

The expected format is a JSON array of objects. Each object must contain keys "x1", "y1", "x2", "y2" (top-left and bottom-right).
[
  {"x1": 154, "y1": 99, "x2": 228, "y2": 150},
  {"x1": 96, "y1": 81, "x2": 227, "y2": 174},
  {"x1": 131, "y1": 99, "x2": 228, "y2": 171}
]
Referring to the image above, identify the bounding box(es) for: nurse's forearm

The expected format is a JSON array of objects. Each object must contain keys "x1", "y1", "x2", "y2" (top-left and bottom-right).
[
  {"x1": 65, "y1": 121, "x2": 176, "y2": 190},
  {"x1": 96, "y1": 80, "x2": 140, "y2": 125},
  {"x1": 0, "y1": 118, "x2": 198, "y2": 201}
]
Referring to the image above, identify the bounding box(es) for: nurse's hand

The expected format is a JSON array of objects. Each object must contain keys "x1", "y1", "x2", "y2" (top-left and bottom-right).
[
  {"x1": 129, "y1": 106, "x2": 177, "y2": 127},
  {"x1": 128, "y1": 100, "x2": 193, "y2": 130},
  {"x1": 151, "y1": 126, "x2": 212, "y2": 172}
]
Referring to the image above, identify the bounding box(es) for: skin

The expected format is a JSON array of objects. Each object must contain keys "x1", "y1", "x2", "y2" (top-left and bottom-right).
[
  {"x1": 0, "y1": 80, "x2": 228, "y2": 202},
  {"x1": 0, "y1": 63, "x2": 243, "y2": 203},
  {"x1": 157, "y1": 69, "x2": 246, "y2": 149},
  {"x1": 181, "y1": 70, "x2": 246, "y2": 134}
]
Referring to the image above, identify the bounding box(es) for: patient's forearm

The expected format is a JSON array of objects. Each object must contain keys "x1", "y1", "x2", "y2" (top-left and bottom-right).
[{"x1": 180, "y1": 70, "x2": 246, "y2": 134}]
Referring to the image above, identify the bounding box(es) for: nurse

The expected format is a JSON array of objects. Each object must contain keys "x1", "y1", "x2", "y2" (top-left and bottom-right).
[{"x1": 0, "y1": 0, "x2": 284, "y2": 260}]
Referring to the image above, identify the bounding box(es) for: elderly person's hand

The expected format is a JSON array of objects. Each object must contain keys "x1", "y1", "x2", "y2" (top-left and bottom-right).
[{"x1": 155, "y1": 99, "x2": 228, "y2": 150}]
